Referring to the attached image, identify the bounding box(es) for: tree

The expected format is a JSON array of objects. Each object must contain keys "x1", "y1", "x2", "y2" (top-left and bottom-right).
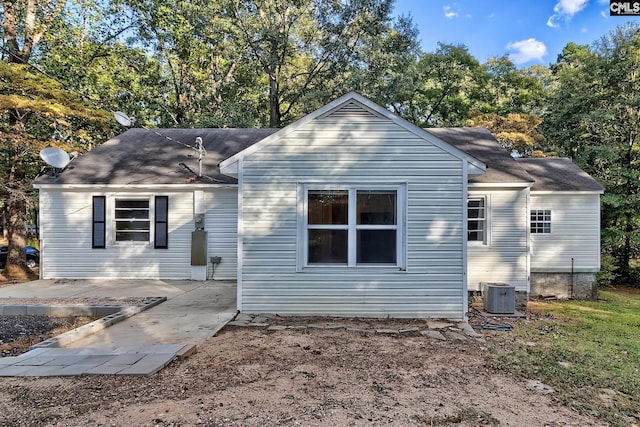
[
  {"x1": 118, "y1": 0, "x2": 256, "y2": 127},
  {"x1": 466, "y1": 112, "x2": 544, "y2": 156},
  {"x1": 481, "y1": 56, "x2": 547, "y2": 116},
  {"x1": 34, "y1": 0, "x2": 167, "y2": 129},
  {"x1": 1, "y1": 0, "x2": 113, "y2": 278},
  {"x1": 0, "y1": 0, "x2": 66, "y2": 277},
  {"x1": 405, "y1": 43, "x2": 485, "y2": 127},
  {"x1": 102, "y1": 0, "x2": 419, "y2": 128},
  {"x1": 0, "y1": 0, "x2": 66, "y2": 63},
  {"x1": 542, "y1": 24, "x2": 640, "y2": 282},
  {"x1": 224, "y1": 0, "x2": 415, "y2": 127}
]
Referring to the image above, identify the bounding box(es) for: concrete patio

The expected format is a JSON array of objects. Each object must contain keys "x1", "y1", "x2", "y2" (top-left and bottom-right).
[{"x1": 0, "y1": 279, "x2": 237, "y2": 376}]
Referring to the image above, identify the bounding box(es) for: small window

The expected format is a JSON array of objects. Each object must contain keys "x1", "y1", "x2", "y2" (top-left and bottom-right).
[
  {"x1": 304, "y1": 186, "x2": 403, "y2": 267},
  {"x1": 531, "y1": 210, "x2": 551, "y2": 234},
  {"x1": 115, "y1": 199, "x2": 150, "y2": 242},
  {"x1": 92, "y1": 196, "x2": 106, "y2": 248},
  {"x1": 468, "y1": 197, "x2": 486, "y2": 243}
]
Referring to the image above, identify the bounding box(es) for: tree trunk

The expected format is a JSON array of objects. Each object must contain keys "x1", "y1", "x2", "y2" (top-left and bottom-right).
[
  {"x1": 4, "y1": 112, "x2": 30, "y2": 278},
  {"x1": 269, "y1": 73, "x2": 281, "y2": 128},
  {"x1": 622, "y1": 211, "x2": 633, "y2": 279},
  {"x1": 5, "y1": 189, "x2": 28, "y2": 278},
  {"x1": 621, "y1": 136, "x2": 636, "y2": 279}
]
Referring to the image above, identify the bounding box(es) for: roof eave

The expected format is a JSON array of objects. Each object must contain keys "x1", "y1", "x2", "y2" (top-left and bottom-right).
[
  {"x1": 530, "y1": 189, "x2": 604, "y2": 195},
  {"x1": 468, "y1": 182, "x2": 533, "y2": 188},
  {"x1": 33, "y1": 183, "x2": 238, "y2": 190}
]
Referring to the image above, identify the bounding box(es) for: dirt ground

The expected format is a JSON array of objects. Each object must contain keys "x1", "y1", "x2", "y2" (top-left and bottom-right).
[{"x1": 0, "y1": 317, "x2": 608, "y2": 427}]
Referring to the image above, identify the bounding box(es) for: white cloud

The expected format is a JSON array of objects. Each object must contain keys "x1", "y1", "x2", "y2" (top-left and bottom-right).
[
  {"x1": 444, "y1": 5, "x2": 458, "y2": 19},
  {"x1": 507, "y1": 38, "x2": 548, "y2": 64},
  {"x1": 547, "y1": 0, "x2": 589, "y2": 28},
  {"x1": 558, "y1": 0, "x2": 589, "y2": 14}
]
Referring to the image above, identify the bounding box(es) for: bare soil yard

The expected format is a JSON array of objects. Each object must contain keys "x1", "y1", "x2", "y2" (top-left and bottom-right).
[{"x1": 0, "y1": 316, "x2": 608, "y2": 427}]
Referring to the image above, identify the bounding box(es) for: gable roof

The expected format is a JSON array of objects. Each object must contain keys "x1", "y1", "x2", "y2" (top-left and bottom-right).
[
  {"x1": 516, "y1": 158, "x2": 605, "y2": 193},
  {"x1": 31, "y1": 93, "x2": 601, "y2": 194},
  {"x1": 426, "y1": 128, "x2": 534, "y2": 185},
  {"x1": 219, "y1": 92, "x2": 486, "y2": 175},
  {"x1": 34, "y1": 128, "x2": 278, "y2": 186}
]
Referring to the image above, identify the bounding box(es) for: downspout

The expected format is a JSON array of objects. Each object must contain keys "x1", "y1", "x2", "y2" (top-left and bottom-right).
[
  {"x1": 462, "y1": 162, "x2": 469, "y2": 321},
  {"x1": 525, "y1": 188, "x2": 531, "y2": 294}
]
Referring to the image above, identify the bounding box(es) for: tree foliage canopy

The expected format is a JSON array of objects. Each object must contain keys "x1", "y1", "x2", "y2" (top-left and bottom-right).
[{"x1": 541, "y1": 23, "x2": 640, "y2": 280}]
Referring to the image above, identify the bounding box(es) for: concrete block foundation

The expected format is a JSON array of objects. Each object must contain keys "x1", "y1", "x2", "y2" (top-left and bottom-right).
[{"x1": 530, "y1": 272, "x2": 597, "y2": 300}]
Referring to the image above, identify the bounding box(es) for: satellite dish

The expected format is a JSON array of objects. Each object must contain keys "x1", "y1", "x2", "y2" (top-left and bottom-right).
[
  {"x1": 40, "y1": 147, "x2": 71, "y2": 169},
  {"x1": 114, "y1": 111, "x2": 133, "y2": 127}
]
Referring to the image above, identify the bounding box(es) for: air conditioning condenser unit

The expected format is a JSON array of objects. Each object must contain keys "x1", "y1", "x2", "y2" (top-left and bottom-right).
[{"x1": 483, "y1": 283, "x2": 515, "y2": 314}]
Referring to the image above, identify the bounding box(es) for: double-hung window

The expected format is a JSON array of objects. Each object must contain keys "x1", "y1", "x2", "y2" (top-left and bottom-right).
[
  {"x1": 468, "y1": 197, "x2": 486, "y2": 243},
  {"x1": 531, "y1": 209, "x2": 551, "y2": 234},
  {"x1": 303, "y1": 185, "x2": 404, "y2": 268}
]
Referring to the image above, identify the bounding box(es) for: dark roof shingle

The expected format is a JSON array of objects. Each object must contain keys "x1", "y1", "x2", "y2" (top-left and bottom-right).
[
  {"x1": 426, "y1": 128, "x2": 534, "y2": 184},
  {"x1": 34, "y1": 126, "x2": 602, "y2": 194},
  {"x1": 34, "y1": 128, "x2": 278, "y2": 185},
  {"x1": 516, "y1": 158, "x2": 605, "y2": 192}
]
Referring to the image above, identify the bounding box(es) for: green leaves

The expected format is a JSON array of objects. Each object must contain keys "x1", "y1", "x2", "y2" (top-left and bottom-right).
[{"x1": 542, "y1": 23, "x2": 640, "y2": 281}]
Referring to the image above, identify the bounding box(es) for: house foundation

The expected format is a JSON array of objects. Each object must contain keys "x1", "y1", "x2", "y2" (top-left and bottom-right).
[{"x1": 530, "y1": 272, "x2": 597, "y2": 300}]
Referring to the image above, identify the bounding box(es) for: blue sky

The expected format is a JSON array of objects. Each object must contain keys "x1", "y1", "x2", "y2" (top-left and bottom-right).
[{"x1": 393, "y1": 0, "x2": 640, "y2": 66}]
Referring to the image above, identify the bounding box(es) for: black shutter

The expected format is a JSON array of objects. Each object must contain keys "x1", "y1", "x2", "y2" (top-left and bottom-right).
[
  {"x1": 155, "y1": 196, "x2": 168, "y2": 249},
  {"x1": 92, "y1": 196, "x2": 106, "y2": 248}
]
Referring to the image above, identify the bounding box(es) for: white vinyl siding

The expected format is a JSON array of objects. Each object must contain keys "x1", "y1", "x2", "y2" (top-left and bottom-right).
[
  {"x1": 239, "y1": 106, "x2": 467, "y2": 318},
  {"x1": 467, "y1": 188, "x2": 529, "y2": 292},
  {"x1": 530, "y1": 194, "x2": 600, "y2": 272},
  {"x1": 206, "y1": 189, "x2": 238, "y2": 279},
  {"x1": 39, "y1": 189, "x2": 193, "y2": 279}
]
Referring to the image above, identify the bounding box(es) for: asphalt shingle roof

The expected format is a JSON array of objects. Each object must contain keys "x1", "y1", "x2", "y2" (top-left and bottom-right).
[
  {"x1": 516, "y1": 158, "x2": 605, "y2": 192},
  {"x1": 34, "y1": 128, "x2": 279, "y2": 185},
  {"x1": 425, "y1": 128, "x2": 534, "y2": 184},
  {"x1": 34, "y1": 126, "x2": 602, "y2": 193}
]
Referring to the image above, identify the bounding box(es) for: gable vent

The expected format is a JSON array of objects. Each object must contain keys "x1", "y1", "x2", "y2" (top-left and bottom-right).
[{"x1": 319, "y1": 101, "x2": 386, "y2": 120}]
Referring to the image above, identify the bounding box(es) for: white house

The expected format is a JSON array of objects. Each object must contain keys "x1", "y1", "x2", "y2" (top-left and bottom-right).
[{"x1": 33, "y1": 93, "x2": 604, "y2": 320}]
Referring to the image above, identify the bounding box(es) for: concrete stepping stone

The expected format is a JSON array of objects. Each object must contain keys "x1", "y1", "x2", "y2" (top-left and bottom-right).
[
  {"x1": 420, "y1": 330, "x2": 446, "y2": 340},
  {"x1": 444, "y1": 331, "x2": 467, "y2": 341},
  {"x1": 426, "y1": 320, "x2": 452, "y2": 330}
]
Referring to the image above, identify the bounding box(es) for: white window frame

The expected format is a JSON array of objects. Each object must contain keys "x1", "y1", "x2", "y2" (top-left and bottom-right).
[
  {"x1": 108, "y1": 196, "x2": 155, "y2": 246},
  {"x1": 531, "y1": 209, "x2": 552, "y2": 234},
  {"x1": 298, "y1": 184, "x2": 406, "y2": 270},
  {"x1": 467, "y1": 195, "x2": 490, "y2": 246}
]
